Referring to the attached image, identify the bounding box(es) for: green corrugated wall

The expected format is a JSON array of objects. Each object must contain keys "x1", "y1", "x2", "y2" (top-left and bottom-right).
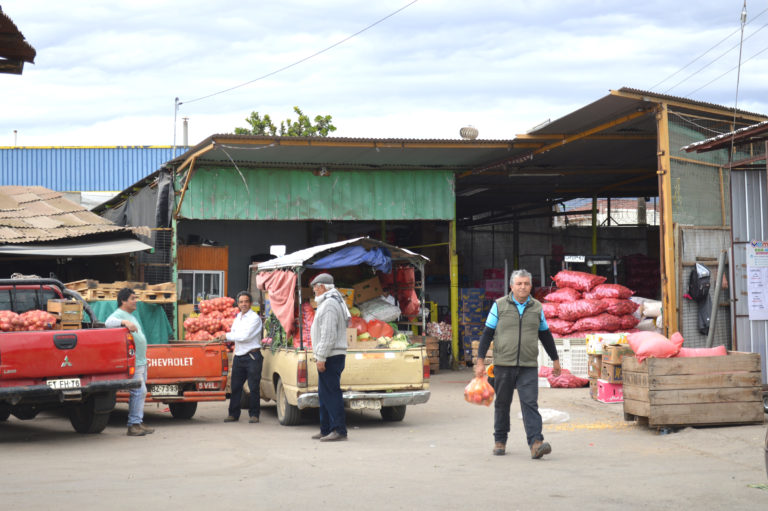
[{"x1": 177, "y1": 167, "x2": 455, "y2": 220}]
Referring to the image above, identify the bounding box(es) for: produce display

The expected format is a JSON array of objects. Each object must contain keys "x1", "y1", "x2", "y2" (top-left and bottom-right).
[
  {"x1": 183, "y1": 297, "x2": 237, "y2": 341},
  {"x1": 0, "y1": 309, "x2": 57, "y2": 331}
]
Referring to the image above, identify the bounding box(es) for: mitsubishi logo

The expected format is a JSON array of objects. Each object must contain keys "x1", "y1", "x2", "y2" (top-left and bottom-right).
[{"x1": 61, "y1": 356, "x2": 73, "y2": 368}]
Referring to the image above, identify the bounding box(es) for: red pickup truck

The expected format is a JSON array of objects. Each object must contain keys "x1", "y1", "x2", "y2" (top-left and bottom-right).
[{"x1": 0, "y1": 278, "x2": 139, "y2": 434}]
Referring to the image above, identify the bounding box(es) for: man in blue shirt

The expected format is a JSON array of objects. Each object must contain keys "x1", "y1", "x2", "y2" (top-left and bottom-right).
[{"x1": 475, "y1": 269, "x2": 560, "y2": 458}]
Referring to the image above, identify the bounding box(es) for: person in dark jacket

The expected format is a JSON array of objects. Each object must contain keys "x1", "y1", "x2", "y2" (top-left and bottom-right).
[{"x1": 475, "y1": 269, "x2": 561, "y2": 458}]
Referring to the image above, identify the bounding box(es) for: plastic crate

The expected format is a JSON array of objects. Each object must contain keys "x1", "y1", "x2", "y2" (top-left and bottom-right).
[{"x1": 538, "y1": 337, "x2": 588, "y2": 378}]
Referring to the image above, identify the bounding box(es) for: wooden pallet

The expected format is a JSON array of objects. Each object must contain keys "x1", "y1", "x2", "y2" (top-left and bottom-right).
[
  {"x1": 83, "y1": 289, "x2": 118, "y2": 301},
  {"x1": 622, "y1": 351, "x2": 764, "y2": 428},
  {"x1": 64, "y1": 279, "x2": 99, "y2": 293},
  {"x1": 135, "y1": 289, "x2": 176, "y2": 303}
]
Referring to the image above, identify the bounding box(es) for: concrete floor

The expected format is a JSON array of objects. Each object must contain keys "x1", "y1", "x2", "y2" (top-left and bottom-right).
[{"x1": 1, "y1": 367, "x2": 767, "y2": 510}]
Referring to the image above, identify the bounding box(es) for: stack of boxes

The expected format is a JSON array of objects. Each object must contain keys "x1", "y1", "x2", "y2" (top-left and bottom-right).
[
  {"x1": 471, "y1": 340, "x2": 493, "y2": 366},
  {"x1": 47, "y1": 298, "x2": 83, "y2": 329},
  {"x1": 479, "y1": 268, "x2": 506, "y2": 301},
  {"x1": 587, "y1": 334, "x2": 634, "y2": 403},
  {"x1": 460, "y1": 288, "x2": 485, "y2": 363}
]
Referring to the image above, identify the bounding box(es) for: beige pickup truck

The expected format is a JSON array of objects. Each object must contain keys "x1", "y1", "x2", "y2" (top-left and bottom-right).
[
  {"x1": 259, "y1": 343, "x2": 430, "y2": 425},
  {"x1": 249, "y1": 237, "x2": 432, "y2": 425}
]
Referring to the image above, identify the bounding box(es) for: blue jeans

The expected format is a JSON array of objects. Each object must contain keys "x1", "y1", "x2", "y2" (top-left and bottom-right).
[
  {"x1": 229, "y1": 351, "x2": 263, "y2": 419},
  {"x1": 492, "y1": 365, "x2": 542, "y2": 446},
  {"x1": 128, "y1": 364, "x2": 147, "y2": 426},
  {"x1": 318, "y1": 354, "x2": 346, "y2": 437}
]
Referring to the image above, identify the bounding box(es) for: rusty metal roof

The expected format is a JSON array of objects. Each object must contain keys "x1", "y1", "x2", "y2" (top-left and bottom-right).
[
  {"x1": 0, "y1": 7, "x2": 36, "y2": 75},
  {"x1": 0, "y1": 186, "x2": 134, "y2": 243},
  {"x1": 683, "y1": 120, "x2": 768, "y2": 152}
]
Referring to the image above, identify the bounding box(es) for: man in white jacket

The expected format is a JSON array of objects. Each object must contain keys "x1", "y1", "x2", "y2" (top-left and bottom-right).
[
  {"x1": 309, "y1": 273, "x2": 350, "y2": 442},
  {"x1": 219, "y1": 291, "x2": 263, "y2": 423}
]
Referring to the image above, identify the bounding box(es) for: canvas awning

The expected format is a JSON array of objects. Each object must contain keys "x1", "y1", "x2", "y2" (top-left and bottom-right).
[{"x1": 0, "y1": 238, "x2": 152, "y2": 256}]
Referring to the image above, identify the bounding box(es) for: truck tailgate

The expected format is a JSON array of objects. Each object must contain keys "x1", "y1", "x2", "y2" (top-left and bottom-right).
[
  {"x1": 338, "y1": 347, "x2": 426, "y2": 389},
  {"x1": 0, "y1": 328, "x2": 131, "y2": 380},
  {"x1": 147, "y1": 342, "x2": 227, "y2": 380}
]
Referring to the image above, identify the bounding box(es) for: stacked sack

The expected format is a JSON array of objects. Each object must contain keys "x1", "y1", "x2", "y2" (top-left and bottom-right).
[
  {"x1": 182, "y1": 297, "x2": 238, "y2": 341},
  {"x1": 542, "y1": 270, "x2": 640, "y2": 338}
]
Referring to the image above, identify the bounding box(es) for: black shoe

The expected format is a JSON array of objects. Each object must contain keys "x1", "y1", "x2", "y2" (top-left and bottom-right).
[
  {"x1": 223, "y1": 416, "x2": 238, "y2": 422},
  {"x1": 320, "y1": 431, "x2": 348, "y2": 442}
]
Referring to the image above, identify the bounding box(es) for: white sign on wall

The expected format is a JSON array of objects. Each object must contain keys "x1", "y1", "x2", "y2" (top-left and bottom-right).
[{"x1": 746, "y1": 240, "x2": 768, "y2": 320}]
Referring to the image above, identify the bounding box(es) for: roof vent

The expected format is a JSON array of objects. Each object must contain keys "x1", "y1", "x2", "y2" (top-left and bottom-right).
[{"x1": 460, "y1": 125, "x2": 478, "y2": 140}]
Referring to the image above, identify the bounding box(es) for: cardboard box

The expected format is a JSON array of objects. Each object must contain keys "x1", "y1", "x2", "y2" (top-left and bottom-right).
[
  {"x1": 482, "y1": 279, "x2": 505, "y2": 294},
  {"x1": 589, "y1": 378, "x2": 599, "y2": 400},
  {"x1": 178, "y1": 303, "x2": 196, "y2": 340},
  {"x1": 601, "y1": 361, "x2": 622, "y2": 383},
  {"x1": 602, "y1": 344, "x2": 634, "y2": 364},
  {"x1": 347, "y1": 328, "x2": 378, "y2": 349},
  {"x1": 47, "y1": 299, "x2": 83, "y2": 322},
  {"x1": 352, "y1": 276, "x2": 382, "y2": 305},
  {"x1": 596, "y1": 379, "x2": 623, "y2": 403},
  {"x1": 338, "y1": 288, "x2": 355, "y2": 308},
  {"x1": 588, "y1": 354, "x2": 602, "y2": 379},
  {"x1": 345, "y1": 328, "x2": 357, "y2": 346}
]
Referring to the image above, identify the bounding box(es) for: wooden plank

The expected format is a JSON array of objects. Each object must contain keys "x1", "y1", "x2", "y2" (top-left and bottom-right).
[
  {"x1": 622, "y1": 370, "x2": 648, "y2": 387},
  {"x1": 622, "y1": 384, "x2": 650, "y2": 403},
  {"x1": 647, "y1": 372, "x2": 762, "y2": 390},
  {"x1": 645, "y1": 352, "x2": 760, "y2": 375},
  {"x1": 647, "y1": 387, "x2": 762, "y2": 405},
  {"x1": 644, "y1": 402, "x2": 764, "y2": 427},
  {"x1": 622, "y1": 398, "x2": 650, "y2": 417}
]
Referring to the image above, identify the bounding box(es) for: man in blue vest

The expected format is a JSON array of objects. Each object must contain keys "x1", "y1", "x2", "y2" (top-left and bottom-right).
[{"x1": 475, "y1": 269, "x2": 561, "y2": 458}]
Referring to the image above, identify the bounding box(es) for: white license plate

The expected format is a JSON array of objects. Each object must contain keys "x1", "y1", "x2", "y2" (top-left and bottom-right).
[
  {"x1": 350, "y1": 399, "x2": 381, "y2": 410},
  {"x1": 47, "y1": 378, "x2": 81, "y2": 390},
  {"x1": 150, "y1": 384, "x2": 179, "y2": 396}
]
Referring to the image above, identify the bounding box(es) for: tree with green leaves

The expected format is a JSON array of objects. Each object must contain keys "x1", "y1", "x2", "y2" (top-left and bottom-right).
[{"x1": 234, "y1": 106, "x2": 337, "y2": 137}]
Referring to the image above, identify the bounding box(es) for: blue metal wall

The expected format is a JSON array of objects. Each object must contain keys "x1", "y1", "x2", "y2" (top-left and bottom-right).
[{"x1": 0, "y1": 146, "x2": 179, "y2": 191}]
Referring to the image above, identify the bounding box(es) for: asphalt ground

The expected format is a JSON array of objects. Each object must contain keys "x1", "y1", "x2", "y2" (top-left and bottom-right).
[{"x1": 1, "y1": 367, "x2": 767, "y2": 510}]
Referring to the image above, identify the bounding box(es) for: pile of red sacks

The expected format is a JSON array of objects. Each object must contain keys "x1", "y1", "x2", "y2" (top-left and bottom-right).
[
  {"x1": 183, "y1": 297, "x2": 238, "y2": 341},
  {"x1": 542, "y1": 270, "x2": 640, "y2": 338}
]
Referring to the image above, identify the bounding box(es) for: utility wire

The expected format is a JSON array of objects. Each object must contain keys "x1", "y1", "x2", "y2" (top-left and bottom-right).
[
  {"x1": 179, "y1": 0, "x2": 418, "y2": 106},
  {"x1": 650, "y1": 5, "x2": 768, "y2": 91},
  {"x1": 684, "y1": 39, "x2": 768, "y2": 97},
  {"x1": 663, "y1": 17, "x2": 768, "y2": 94}
]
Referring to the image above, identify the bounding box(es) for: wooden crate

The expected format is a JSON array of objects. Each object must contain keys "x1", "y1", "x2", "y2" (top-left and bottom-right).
[
  {"x1": 147, "y1": 282, "x2": 177, "y2": 292},
  {"x1": 47, "y1": 299, "x2": 83, "y2": 322},
  {"x1": 622, "y1": 351, "x2": 764, "y2": 427}
]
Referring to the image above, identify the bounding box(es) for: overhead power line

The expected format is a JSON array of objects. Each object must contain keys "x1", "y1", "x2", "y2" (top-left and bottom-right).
[
  {"x1": 179, "y1": 0, "x2": 419, "y2": 106},
  {"x1": 649, "y1": 5, "x2": 768, "y2": 92}
]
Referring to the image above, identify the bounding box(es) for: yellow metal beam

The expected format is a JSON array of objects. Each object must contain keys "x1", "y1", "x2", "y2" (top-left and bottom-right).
[
  {"x1": 449, "y1": 219, "x2": 459, "y2": 368},
  {"x1": 656, "y1": 103, "x2": 678, "y2": 335},
  {"x1": 174, "y1": 155, "x2": 198, "y2": 218},
  {"x1": 669, "y1": 155, "x2": 723, "y2": 168},
  {"x1": 610, "y1": 89, "x2": 768, "y2": 123},
  {"x1": 514, "y1": 133, "x2": 656, "y2": 141}
]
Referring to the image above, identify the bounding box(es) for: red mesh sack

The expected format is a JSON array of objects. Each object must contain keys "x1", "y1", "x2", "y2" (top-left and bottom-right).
[
  {"x1": 544, "y1": 287, "x2": 582, "y2": 303},
  {"x1": 557, "y1": 299, "x2": 607, "y2": 321},
  {"x1": 573, "y1": 313, "x2": 621, "y2": 332},
  {"x1": 533, "y1": 285, "x2": 557, "y2": 302},
  {"x1": 676, "y1": 346, "x2": 727, "y2": 357},
  {"x1": 539, "y1": 367, "x2": 589, "y2": 388},
  {"x1": 618, "y1": 314, "x2": 640, "y2": 330},
  {"x1": 583, "y1": 283, "x2": 634, "y2": 300},
  {"x1": 547, "y1": 318, "x2": 574, "y2": 336},
  {"x1": 628, "y1": 331, "x2": 683, "y2": 363},
  {"x1": 367, "y1": 319, "x2": 394, "y2": 338},
  {"x1": 349, "y1": 316, "x2": 367, "y2": 335},
  {"x1": 552, "y1": 270, "x2": 606, "y2": 292},
  {"x1": 602, "y1": 298, "x2": 639, "y2": 316},
  {"x1": 542, "y1": 302, "x2": 559, "y2": 319}
]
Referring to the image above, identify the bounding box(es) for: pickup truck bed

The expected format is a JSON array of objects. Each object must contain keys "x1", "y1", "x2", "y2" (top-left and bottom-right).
[{"x1": 116, "y1": 341, "x2": 229, "y2": 419}]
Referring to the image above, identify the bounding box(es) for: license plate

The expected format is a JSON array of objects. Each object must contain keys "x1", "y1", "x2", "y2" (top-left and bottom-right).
[
  {"x1": 150, "y1": 384, "x2": 179, "y2": 396},
  {"x1": 47, "y1": 378, "x2": 81, "y2": 390},
  {"x1": 350, "y1": 399, "x2": 381, "y2": 410}
]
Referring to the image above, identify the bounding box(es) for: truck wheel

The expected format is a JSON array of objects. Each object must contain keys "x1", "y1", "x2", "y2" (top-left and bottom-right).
[
  {"x1": 0, "y1": 409, "x2": 10, "y2": 421},
  {"x1": 169, "y1": 402, "x2": 197, "y2": 420},
  {"x1": 380, "y1": 405, "x2": 407, "y2": 422},
  {"x1": 276, "y1": 379, "x2": 301, "y2": 426},
  {"x1": 69, "y1": 399, "x2": 110, "y2": 434}
]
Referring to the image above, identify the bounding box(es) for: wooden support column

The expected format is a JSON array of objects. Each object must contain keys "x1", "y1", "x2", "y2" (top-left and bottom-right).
[{"x1": 656, "y1": 104, "x2": 678, "y2": 335}]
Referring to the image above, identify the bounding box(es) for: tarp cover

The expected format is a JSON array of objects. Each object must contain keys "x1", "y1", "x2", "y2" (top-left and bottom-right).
[
  {"x1": 88, "y1": 301, "x2": 174, "y2": 344},
  {"x1": 0, "y1": 238, "x2": 152, "y2": 256},
  {"x1": 308, "y1": 245, "x2": 392, "y2": 273}
]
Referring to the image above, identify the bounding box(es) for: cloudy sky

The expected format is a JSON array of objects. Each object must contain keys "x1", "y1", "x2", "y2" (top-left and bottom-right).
[{"x1": 1, "y1": 0, "x2": 766, "y2": 147}]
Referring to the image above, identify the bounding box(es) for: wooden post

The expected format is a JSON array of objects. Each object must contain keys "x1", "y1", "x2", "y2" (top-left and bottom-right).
[{"x1": 656, "y1": 103, "x2": 678, "y2": 335}]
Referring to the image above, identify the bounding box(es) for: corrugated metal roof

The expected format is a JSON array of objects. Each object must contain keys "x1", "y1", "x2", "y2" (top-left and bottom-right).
[
  {"x1": 0, "y1": 7, "x2": 36, "y2": 74},
  {"x1": 0, "y1": 146, "x2": 179, "y2": 191},
  {"x1": 683, "y1": 120, "x2": 768, "y2": 152},
  {"x1": 0, "y1": 185, "x2": 135, "y2": 243}
]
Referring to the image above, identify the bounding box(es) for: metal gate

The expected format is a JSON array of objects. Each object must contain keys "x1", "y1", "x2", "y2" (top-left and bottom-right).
[{"x1": 730, "y1": 168, "x2": 768, "y2": 384}]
